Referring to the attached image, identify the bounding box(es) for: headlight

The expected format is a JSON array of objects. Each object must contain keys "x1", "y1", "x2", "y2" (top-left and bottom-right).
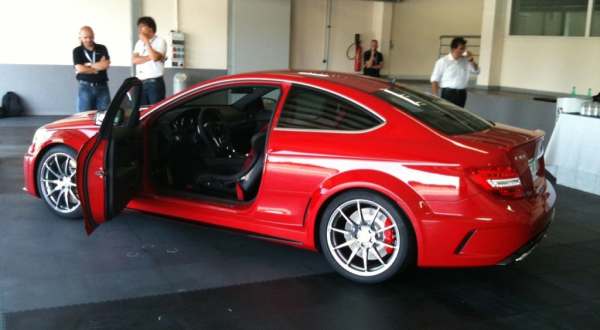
[{"x1": 29, "y1": 128, "x2": 47, "y2": 154}]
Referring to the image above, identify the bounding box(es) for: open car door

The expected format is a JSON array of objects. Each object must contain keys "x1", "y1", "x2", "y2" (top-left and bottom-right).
[{"x1": 76, "y1": 77, "x2": 143, "y2": 234}]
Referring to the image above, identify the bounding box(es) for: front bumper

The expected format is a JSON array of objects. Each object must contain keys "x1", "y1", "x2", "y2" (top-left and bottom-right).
[{"x1": 23, "y1": 152, "x2": 38, "y2": 197}]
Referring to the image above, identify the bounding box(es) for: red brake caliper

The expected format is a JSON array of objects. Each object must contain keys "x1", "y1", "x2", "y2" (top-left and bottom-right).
[{"x1": 383, "y1": 218, "x2": 396, "y2": 254}]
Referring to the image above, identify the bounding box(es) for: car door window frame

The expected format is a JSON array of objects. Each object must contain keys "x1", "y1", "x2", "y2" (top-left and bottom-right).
[{"x1": 143, "y1": 80, "x2": 286, "y2": 127}]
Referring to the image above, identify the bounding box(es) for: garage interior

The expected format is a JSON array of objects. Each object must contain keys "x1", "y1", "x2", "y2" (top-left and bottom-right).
[{"x1": 1, "y1": 0, "x2": 600, "y2": 329}]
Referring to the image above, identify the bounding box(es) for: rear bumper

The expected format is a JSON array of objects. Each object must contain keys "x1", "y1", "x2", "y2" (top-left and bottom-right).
[
  {"x1": 418, "y1": 180, "x2": 557, "y2": 267},
  {"x1": 496, "y1": 208, "x2": 554, "y2": 265}
]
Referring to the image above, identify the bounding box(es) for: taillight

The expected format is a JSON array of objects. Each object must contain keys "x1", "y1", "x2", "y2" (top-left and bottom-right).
[{"x1": 469, "y1": 166, "x2": 525, "y2": 199}]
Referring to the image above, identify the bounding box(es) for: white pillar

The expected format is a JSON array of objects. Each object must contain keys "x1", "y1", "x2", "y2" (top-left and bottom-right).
[
  {"x1": 477, "y1": 0, "x2": 508, "y2": 88},
  {"x1": 372, "y1": 2, "x2": 393, "y2": 75}
]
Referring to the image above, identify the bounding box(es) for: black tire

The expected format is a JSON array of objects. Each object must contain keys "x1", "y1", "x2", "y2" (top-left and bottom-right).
[
  {"x1": 319, "y1": 190, "x2": 414, "y2": 283},
  {"x1": 36, "y1": 145, "x2": 82, "y2": 219}
]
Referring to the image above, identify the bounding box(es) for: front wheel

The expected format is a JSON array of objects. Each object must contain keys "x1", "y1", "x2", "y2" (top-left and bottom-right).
[
  {"x1": 319, "y1": 190, "x2": 414, "y2": 283},
  {"x1": 36, "y1": 145, "x2": 82, "y2": 219}
]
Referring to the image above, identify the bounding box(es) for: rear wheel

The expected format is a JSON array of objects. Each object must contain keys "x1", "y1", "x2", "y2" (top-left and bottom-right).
[
  {"x1": 36, "y1": 145, "x2": 82, "y2": 219},
  {"x1": 319, "y1": 190, "x2": 414, "y2": 283}
]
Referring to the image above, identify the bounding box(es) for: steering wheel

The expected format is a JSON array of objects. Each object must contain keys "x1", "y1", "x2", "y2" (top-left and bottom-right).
[
  {"x1": 170, "y1": 113, "x2": 199, "y2": 144},
  {"x1": 197, "y1": 109, "x2": 236, "y2": 157}
]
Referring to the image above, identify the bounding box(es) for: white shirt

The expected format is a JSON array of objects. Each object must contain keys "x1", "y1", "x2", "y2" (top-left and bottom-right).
[
  {"x1": 133, "y1": 35, "x2": 167, "y2": 80},
  {"x1": 430, "y1": 53, "x2": 480, "y2": 89}
]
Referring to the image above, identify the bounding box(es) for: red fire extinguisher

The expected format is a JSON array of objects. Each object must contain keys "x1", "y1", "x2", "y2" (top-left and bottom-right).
[
  {"x1": 354, "y1": 34, "x2": 363, "y2": 72},
  {"x1": 347, "y1": 33, "x2": 362, "y2": 72}
]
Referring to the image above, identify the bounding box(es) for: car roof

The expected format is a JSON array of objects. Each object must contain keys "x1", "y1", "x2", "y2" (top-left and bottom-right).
[{"x1": 218, "y1": 70, "x2": 392, "y2": 94}]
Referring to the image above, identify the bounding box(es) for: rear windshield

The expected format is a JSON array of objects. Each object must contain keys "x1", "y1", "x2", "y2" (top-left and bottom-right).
[{"x1": 374, "y1": 86, "x2": 492, "y2": 135}]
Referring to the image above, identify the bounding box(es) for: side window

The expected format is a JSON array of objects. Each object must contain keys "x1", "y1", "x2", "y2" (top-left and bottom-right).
[
  {"x1": 277, "y1": 86, "x2": 382, "y2": 131},
  {"x1": 187, "y1": 87, "x2": 252, "y2": 106},
  {"x1": 186, "y1": 86, "x2": 280, "y2": 111},
  {"x1": 374, "y1": 86, "x2": 492, "y2": 135}
]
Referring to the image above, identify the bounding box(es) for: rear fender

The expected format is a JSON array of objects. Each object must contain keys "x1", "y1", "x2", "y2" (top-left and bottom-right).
[{"x1": 304, "y1": 169, "x2": 429, "y2": 263}]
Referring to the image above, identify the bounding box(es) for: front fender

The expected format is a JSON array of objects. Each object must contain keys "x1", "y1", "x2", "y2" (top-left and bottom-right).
[{"x1": 24, "y1": 128, "x2": 94, "y2": 197}]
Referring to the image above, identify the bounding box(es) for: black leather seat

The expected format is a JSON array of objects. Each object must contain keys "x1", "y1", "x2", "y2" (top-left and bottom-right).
[{"x1": 194, "y1": 132, "x2": 267, "y2": 201}]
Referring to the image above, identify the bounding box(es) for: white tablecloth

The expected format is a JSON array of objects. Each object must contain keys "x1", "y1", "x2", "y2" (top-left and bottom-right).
[{"x1": 545, "y1": 113, "x2": 600, "y2": 195}]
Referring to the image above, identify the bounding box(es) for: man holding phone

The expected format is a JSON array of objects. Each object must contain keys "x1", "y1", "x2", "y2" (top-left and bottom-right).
[
  {"x1": 363, "y1": 39, "x2": 383, "y2": 77},
  {"x1": 132, "y1": 16, "x2": 167, "y2": 106},
  {"x1": 430, "y1": 37, "x2": 479, "y2": 107}
]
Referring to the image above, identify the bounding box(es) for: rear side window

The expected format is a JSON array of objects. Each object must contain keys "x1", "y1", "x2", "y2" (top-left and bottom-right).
[
  {"x1": 277, "y1": 86, "x2": 382, "y2": 131},
  {"x1": 375, "y1": 86, "x2": 492, "y2": 135}
]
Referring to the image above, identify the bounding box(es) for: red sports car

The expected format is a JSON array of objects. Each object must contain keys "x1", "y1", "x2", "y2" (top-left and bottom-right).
[{"x1": 23, "y1": 71, "x2": 556, "y2": 283}]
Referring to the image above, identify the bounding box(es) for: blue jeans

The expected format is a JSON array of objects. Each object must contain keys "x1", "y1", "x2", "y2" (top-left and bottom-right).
[
  {"x1": 77, "y1": 82, "x2": 111, "y2": 112},
  {"x1": 141, "y1": 77, "x2": 166, "y2": 106}
]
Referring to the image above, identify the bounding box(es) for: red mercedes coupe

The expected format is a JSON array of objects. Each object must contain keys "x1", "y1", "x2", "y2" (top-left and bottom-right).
[{"x1": 23, "y1": 71, "x2": 556, "y2": 283}]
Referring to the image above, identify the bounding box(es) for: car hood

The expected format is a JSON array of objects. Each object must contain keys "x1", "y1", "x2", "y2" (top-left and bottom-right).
[
  {"x1": 43, "y1": 111, "x2": 98, "y2": 130},
  {"x1": 43, "y1": 107, "x2": 152, "y2": 130}
]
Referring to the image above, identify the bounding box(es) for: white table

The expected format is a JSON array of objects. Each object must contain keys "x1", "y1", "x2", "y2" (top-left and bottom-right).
[{"x1": 545, "y1": 113, "x2": 600, "y2": 195}]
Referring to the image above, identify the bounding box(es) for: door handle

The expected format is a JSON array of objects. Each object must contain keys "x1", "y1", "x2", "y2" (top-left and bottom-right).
[{"x1": 95, "y1": 169, "x2": 105, "y2": 178}]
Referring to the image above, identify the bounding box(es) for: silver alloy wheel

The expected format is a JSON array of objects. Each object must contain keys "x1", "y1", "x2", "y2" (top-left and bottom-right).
[
  {"x1": 326, "y1": 199, "x2": 401, "y2": 277},
  {"x1": 39, "y1": 152, "x2": 80, "y2": 214}
]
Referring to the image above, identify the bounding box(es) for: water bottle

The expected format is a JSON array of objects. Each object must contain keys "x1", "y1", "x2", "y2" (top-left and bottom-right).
[
  {"x1": 581, "y1": 102, "x2": 591, "y2": 116},
  {"x1": 571, "y1": 86, "x2": 577, "y2": 96},
  {"x1": 588, "y1": 88, "x2": 593, "y2": 97}
]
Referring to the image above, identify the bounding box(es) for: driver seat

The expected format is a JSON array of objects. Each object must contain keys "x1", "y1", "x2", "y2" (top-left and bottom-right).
[
  {"x1": 197, "y1": 108, "x2": 223, "y2": 158},
  {"x1": 193, "y1": 132, "x2": 267, "y2": 201}
]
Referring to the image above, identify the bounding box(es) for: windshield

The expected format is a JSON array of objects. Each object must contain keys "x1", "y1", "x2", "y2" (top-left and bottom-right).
[{"x1": 374, "y1": 86, "x2": 492, "y2": 135}]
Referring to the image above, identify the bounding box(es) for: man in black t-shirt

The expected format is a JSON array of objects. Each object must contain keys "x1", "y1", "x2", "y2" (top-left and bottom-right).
[
  {"x1": 363, "y1": 39, "x2": 384, "y2": 77},
  {"x1": 73, "y1": 26, "x2": 111, "y2": 112}
]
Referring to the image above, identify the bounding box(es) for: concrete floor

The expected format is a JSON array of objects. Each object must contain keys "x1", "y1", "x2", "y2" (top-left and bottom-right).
[{"x1": 1, "y1": 116, "x2": 600, "y2": 329}]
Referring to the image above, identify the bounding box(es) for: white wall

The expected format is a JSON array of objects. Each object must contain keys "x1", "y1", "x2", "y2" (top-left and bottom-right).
[
  {"x1": 0, "y1": 0, "x2": 228, "y2": 70},
  {"x1": 498, "y1": 38, "x2": 600, "y2": 94},
  {"x1": 388, "y1": 0, "x2": 484, "y2": 79},
  {"x1": 0, "y1": 0, "x2": 133, "y2": 66},
  {"x1": 479, "y1": 0, "x2": 600, "y2": 94},
  {"x1": 290, "y1": 0, "x2": 383, "y2": 73},
  {"x1": 229, "y1": 0, "x2": 291, "y2": 74},
  {"x1": 142, "y1": 0, "x2": 228, "y2": 70},
  {"x1": 291, "y1": 0, "x2": 327, "y2": 71},
  {"x1": 328, "y1": 0, "x2": 377, "y2": 72}
]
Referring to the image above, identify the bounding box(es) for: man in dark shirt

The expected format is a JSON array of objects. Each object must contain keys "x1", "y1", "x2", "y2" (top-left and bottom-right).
[
  {"x1": 73, "y1": 26, "x2": 111, "y2": 112},
  {"x1": 363, "y1": 39, "x2": 384, "y2": 77}
]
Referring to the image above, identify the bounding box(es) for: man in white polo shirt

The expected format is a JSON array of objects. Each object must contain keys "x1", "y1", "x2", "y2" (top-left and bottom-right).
[
  {"x1": 132, "y1": 16, "x2": 167, "y2": 106},
  {"x1": 430, "y1": 37, "x2": 480, "y2": 107}
]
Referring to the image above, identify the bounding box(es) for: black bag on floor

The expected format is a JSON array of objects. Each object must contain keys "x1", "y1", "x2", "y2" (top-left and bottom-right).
[{"x1": 1, "y1": 92, "x2": 24, "y2": 117}]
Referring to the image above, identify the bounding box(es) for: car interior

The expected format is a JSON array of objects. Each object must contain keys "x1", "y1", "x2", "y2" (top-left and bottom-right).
[{"x1": 149, "y1": 85, "x2": 280, "y2": 202}]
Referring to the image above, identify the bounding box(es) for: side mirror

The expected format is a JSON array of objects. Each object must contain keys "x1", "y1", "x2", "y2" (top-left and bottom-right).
[
  {"x1": 95, "y1": 111, "x2": 106, "y2": 126},
  {"x1": 113, "y1": 108, "x2": 125, "y2": 126},
  {"x1": 94, "y1": 109, "x2": 125, "y2": 126}
]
